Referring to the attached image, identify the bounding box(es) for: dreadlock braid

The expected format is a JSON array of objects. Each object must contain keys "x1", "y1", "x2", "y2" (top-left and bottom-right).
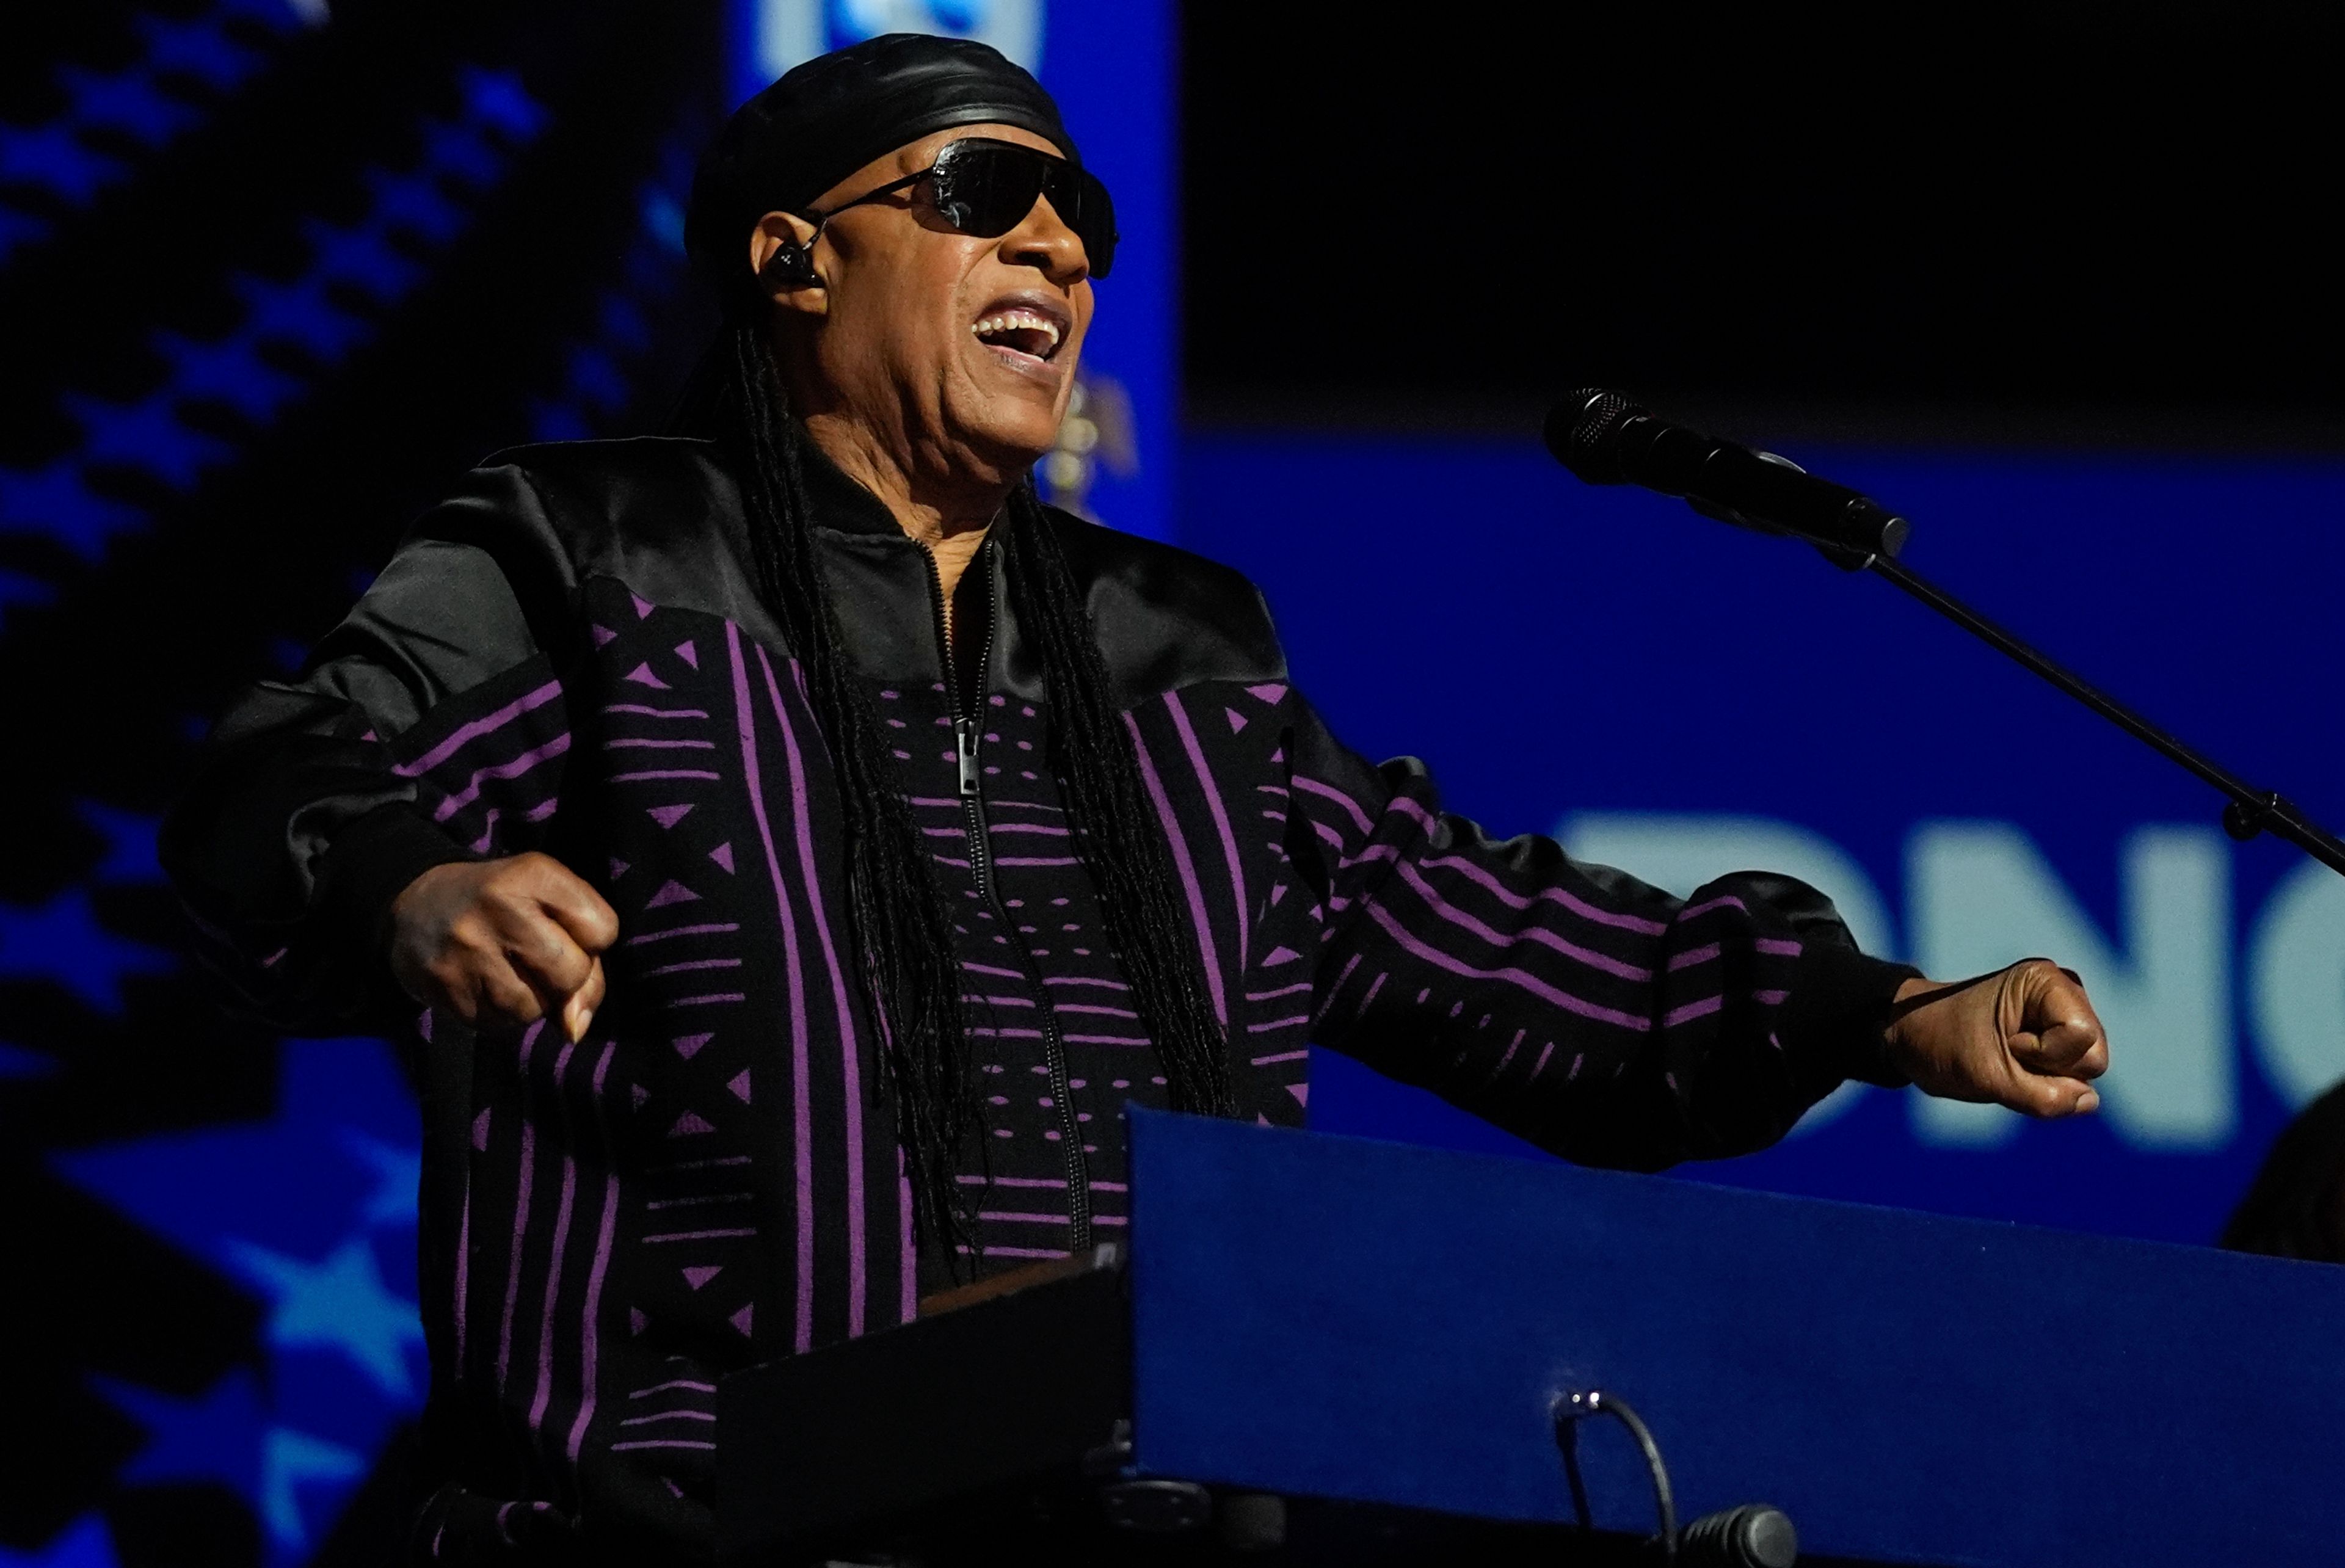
[
  {"x1": 711, "y1": 324, "x2": 1238, "y2": 1266},
  {"x1": 998, "y1": 485, "x2": 1235, "y2": 1118},
  {"x1": 723, "y1": 325, "x2": 981, "y2": 1258}
]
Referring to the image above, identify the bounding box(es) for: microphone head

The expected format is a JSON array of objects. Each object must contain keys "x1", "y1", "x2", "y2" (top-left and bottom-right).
[{"x1": 1544, "y1": 387, "x2": 1645, "y2": 485}]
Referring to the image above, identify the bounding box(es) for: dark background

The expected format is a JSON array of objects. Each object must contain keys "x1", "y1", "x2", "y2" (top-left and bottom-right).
[
  {"x1": 7, "y1": 5, "x2": 2341, "y2": 1563},
  {"x1": 1182, "y1": 7, "x2": 2345, "y2": 441}
]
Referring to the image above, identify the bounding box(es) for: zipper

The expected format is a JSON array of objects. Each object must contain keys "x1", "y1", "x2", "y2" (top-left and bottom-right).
[{"x1": 920, "y1": 540, "x2": 1093, "y2": 1253}]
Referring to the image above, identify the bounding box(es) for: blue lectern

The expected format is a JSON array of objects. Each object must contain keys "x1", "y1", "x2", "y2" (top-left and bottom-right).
[{"x1": 719, "y1": 1110, "x2": 2345, "y2": 1564}]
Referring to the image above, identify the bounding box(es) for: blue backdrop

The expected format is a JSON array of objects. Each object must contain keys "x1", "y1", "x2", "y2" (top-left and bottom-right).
[{"x1": 1179, "y1": 435, "x2": 2345, "y2": 1246}]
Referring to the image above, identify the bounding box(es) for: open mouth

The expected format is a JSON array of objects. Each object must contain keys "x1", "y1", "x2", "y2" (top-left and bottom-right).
[{"x1": 970, "y1": 295, "x2": 1070, "y2": 366}]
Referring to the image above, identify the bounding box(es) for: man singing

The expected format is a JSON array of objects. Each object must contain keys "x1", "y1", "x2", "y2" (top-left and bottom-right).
[{"x1": 164, "y1": 33, "x2": 2109, "y2": 1564}]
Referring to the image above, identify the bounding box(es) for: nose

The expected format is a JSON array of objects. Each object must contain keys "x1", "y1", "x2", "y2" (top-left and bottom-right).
[{"x1": 1002, "y1": 194, "x2": 1089, "y2": 286}]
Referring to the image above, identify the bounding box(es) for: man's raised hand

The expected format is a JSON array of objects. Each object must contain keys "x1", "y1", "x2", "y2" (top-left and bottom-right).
[
  {"x1": 1883, "y1": 959, "x2": 2110, "y2": 1118},
  {"x1": 388, "y1": 853, "x2": 619, "y2": 1042}
]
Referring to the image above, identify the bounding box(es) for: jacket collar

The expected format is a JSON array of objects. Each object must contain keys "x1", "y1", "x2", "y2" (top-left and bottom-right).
[
  {"x1": 795, "y1": 424, "x2": 1010, "y2": 543},
  {"x1": 796, "y1": 428, "x2": 910, "y2": 539}
]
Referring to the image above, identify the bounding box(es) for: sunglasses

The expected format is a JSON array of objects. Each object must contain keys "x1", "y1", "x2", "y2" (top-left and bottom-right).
[{"x1": 810, "y1": 136, "x2": 1118, "y2": 278}]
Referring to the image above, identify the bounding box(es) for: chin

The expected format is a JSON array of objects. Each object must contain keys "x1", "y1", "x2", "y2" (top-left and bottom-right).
[
  {"x1": 947, "y1": 402, "x2": 1065, "y2": 478},
  {"x1": 947, "y1": 338, "x2": 1075, "y2": 448}
]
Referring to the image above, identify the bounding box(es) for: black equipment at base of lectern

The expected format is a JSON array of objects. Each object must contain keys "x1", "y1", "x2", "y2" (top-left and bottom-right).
[
  {"x1": 718, "y1": 1250, "x2": 1806, "y2": 1567},
  {"x1": 720, "y1": 1251, "x2": 1130, "y2": 1564}
]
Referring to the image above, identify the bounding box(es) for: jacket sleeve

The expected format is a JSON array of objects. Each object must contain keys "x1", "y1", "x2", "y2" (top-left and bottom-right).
[
  {"x1": 1287, "y1": 699, "x2": 1916, "y2": 1170},
  {"x1": 161, "y1": 462, "x2": 578, "y2": 1032}
]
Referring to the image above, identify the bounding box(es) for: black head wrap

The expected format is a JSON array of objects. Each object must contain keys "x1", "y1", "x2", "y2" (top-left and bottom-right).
[{"x1": 686, "y1": 32, "x2": 1078, "y2": 320}]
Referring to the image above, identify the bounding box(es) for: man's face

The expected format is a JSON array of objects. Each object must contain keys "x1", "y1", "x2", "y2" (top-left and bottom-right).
[{"x1": 754, "y1": 123, "x2": 1095, "y2": 488}]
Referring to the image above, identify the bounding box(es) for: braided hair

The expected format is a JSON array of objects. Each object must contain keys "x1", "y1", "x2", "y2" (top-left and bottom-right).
[{"x1": 697, "y1": 324, "x2": 1232, "y2": 1261}]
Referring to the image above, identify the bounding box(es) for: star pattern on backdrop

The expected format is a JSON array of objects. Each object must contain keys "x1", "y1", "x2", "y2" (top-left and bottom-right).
[
  {"x1": 0, "y1": 889, "x2": 176, "y2": 1014},
  {"x1": 340, "y1": 1128, "x2": 423, "y2": 1229},
  {"x1": 76, "y1": 804, "x2": 164, "y2": 886},
  {"x1": 96, "y1": 1371, "x2": 367, "y2": 1552},
  {"x1": 0, "y1": 1514, "x2": 120, "y2": 1568},
  {"x1": 58, "y1": 1039, "x2": 427, "y2": 1561},
  {"x1": 0, "y1": 460, "x2": 146, "y2": 561},
  {"x1": 0, "y1": 1043, "x2": 55, "y2": 1078},
  {"x1": 4, "y1": 10, "x2": 721, "y2": 1563},
  {"x1": 227, "y1": 1236, "x2": 426, "y2": 1400}
]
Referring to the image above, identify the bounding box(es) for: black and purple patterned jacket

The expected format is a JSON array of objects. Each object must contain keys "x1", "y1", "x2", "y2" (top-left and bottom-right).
[{"x1": 164, "y1": 436, "x2": 1913, "y2": 1561}]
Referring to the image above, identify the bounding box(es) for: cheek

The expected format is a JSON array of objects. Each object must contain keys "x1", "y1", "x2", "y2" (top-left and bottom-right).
[{"x1": 834, "y1": 249, "x2": 966, "y2": 367}]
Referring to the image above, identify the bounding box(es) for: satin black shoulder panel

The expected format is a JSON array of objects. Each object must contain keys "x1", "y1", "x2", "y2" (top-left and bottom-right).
[
  {"x1": 1038, "y1": 506, "x2": 1288, "y2": 710},
  {"x1": 472, "y1": 436, "x2": 791, "y2": 655},
  {"x1": 452, "y1": 441, "x2": 1283, "y2": 706}
]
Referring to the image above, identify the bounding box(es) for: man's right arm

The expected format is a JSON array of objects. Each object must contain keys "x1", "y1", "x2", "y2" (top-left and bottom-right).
[{"x1": 162, "y1": 463, "x2": 613, "y2": 1036}]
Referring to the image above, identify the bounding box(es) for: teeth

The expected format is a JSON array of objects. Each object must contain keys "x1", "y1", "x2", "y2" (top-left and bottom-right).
[{"x1": 970, "y1": 309, "x2": 1063, "y2": 353}]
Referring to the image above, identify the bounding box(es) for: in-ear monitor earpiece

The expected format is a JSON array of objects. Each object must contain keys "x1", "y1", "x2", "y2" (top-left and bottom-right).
[{"x1": 760, "y1": 240, "x2": 818, "y2": 289}]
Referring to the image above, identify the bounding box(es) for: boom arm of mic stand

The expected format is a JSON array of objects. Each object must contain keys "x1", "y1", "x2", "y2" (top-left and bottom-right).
[{"x1": 1860, "y1": 552, "x2": 2345, "y2": 878}]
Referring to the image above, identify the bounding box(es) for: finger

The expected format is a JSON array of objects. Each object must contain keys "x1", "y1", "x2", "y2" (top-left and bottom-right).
[
  {"x1": 2010, "y1": 1016, "x2": 2107, "y2": 1078},
  {"x1": 2021, "y1": 965, "x2": 2106, "y2": 1057},
  {"x1": 427, "y1": 923, "x2": 520, "y2": 1023},
  {"x1": 520, "y1": 855, "x2": 622, "y2": 954},
  {"x1": 1998, "y1": 1067, "x2": 2100, "y2": 1119},
  {"x1": 474, "y1": 959, "x2": 548, "y2": 1029},
  {"x1": 2071, "y1": 1035, "x2": 2110, "y2": 1080},
  {"x1": 2054, "y1": 1078, "x2": 2101, "y2": 1117},
  {"x1": 497, "y1": 906, "x2": 597, "y2": 1003},
  {"x1": 2038, "y1": 1020, "x2": 2109, "y2": 1080},
  {"x1": 562, "y1": 956, "x2": 607, "y2": 1044}
]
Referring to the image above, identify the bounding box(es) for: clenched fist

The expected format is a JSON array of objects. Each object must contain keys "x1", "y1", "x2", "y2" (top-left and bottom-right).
[
  {"x1": 388, "y1": 853, "x2": 619, "y2": 1041},
  {"x1": 1885, "y1": 959, "x2": 2109, "y2": 1118}
]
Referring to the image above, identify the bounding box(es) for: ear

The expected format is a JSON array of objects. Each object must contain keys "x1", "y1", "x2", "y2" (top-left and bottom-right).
[{"x1": 750, "y1": 212, "x2": 827, "y2": 316}]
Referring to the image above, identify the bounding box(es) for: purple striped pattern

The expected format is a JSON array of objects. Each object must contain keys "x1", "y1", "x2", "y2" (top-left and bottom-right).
[
  {"x1": 758, "y1": 644, "x2": 871, "y2": 1340},
  {"x1": 566, "y1": 1044, "x2": 620, "y2": 1463},
  {"x1": 1260, "y1": 688, "x2": 1811, "y2": 1168},
  {"x1": 1123, "y1": 712, "x2": 1228, "y2": 1025},
  {"x1": 493, "y1": 1020, "x2": 545, "y2": 1393},
  {"x1": 729, "y1": 623, "x2": 815, "y2": 1354},
  {"x1": 398, "y1": 678, "x2": 562, "y2": 777},
  {"x1": 1165, "y1": 691, "x2": 1251, "y2": 970},
  {"x1": 525, "y1": 1040, "x2": 581, "y2": 1434},
  {"x1": 407, "y1": 573, "x2": 1831, "y2": 1548},
  {"x1": 393, "y1": 665, "x2": 572, "y2": 862}
]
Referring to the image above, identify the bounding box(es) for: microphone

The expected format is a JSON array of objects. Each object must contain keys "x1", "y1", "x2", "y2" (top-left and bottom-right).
[{"x1": 1545, "y1": 388, "x2": 1909, "y2": 561}]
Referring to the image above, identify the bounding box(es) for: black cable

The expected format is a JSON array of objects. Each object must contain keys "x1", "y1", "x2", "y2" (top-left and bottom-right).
[
  {"x1": 1555, "y1": 1417, "x2": 1596, "y2": 1531},
  {"x1": 1554, "y1": 1388, "x2": 1677, "y2": 1564}
]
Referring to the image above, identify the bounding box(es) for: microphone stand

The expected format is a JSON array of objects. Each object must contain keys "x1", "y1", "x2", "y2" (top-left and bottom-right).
[{"x1": 1803, "y1": 537, "x2": 2345, "y2": 879}]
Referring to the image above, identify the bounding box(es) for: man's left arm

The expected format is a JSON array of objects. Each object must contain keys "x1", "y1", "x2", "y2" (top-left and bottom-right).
[{"x1": 1282, "y1": 700, "x2": 2106, "y2": 1168}]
